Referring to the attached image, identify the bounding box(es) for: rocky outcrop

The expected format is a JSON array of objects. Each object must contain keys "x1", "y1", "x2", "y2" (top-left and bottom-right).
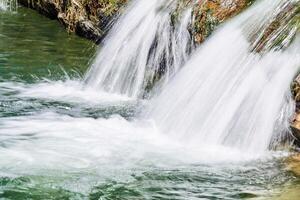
[
  {"x1": 170, "y1": 0, "x2": 254, "y2": 44},
  {"x1": 192, "y1": 0, "x2": 254, "y2": 43},
  {"x1": 291, "y1": 76, "x2": 300, "y2": 146},
  {"x1": 18, "y1": 0, "x2": 252, "y2": 44},
  {"x1": 291, "y1": 123, "x2": 300, "y2": 147},
  {"x1": 18, "y1": 0, "x2": 127, "y2": 43},
  {"x1": 286, "y1": 153, "x2": 300, "y2": 176}
]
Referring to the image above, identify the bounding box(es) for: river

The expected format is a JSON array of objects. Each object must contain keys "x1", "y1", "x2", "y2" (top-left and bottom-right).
[{"x1": 0, "y1": 6, "x2": 299, "y2": 200}]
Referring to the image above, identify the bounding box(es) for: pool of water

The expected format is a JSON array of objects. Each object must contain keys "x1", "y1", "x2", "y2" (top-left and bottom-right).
[
  {"x1": 0, "y1": 6, "x2": 299, "y2": 200},
  {"x1": 0, "y1": 7, "x2": 95, "y2": 82}
]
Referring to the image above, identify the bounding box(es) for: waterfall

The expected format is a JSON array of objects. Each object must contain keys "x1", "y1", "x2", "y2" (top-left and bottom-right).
[
  {"x1": 149, "y1": 0, "x2": 300, "y2": 153},
  {"x1": 83, "y1": 0, "x2": 299, "y2": 153},
  {"x1": 84, "y1": 0, "x2": 193, "y2": 98},
  {"x1": 0, "y1": 0, "x2": 17, "y2": 11},
  {"x1": 0, "y1": 0, "x2": 7, "y2": 10}
]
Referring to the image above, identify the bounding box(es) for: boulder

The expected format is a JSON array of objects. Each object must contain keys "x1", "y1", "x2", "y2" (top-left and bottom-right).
[
  {"x1": 286, "y1": 154, "x2": 300, "y2": 176},
  {"x1": 18, "y1": 0, "x2": 127, "y2": 42},
  {"x1": 291, "y1": 74, "x2": 300, "y2": 146},
  {"x1": 291, "y1": 116, "x2": 300, "y2": 146},
  {"x1": 192, "y1": 0, "x2": 254, "y2": 43}
]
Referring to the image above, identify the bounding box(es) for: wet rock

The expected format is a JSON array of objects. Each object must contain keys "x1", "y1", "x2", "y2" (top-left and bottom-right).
[
  {"x1": 291, "y1": 75, "x2": 300, "y2": 146},
  {"x1": 18, "y1": 0, "x2": 58, "y2": 19},
  {"x1": 172, "y1": 0, "x2": 253, "y2": 43},
  {"x1": 292, "y1": 75, "x2": 300, "y2": 108},
  {"x1": 19, "y1": 0, "x2": 252, "y2": 44},
  {"x1": 192, "y1": 0, "x2": 254, "y2": 43},
  {"x1": 18, "y1": 0, "x2": 127, "y2": 42},
  {"x1": 291, "y1": 120, "x2": 300, "y2": 147},
  {"x1": 286, "y1": 153, "x2": 300, "y2": 176},
  {"x1": 75, "y1": 20, "x2": 103, "y2": 43},
  {"x1": 272, "y1": 184, "x2": 300, "y2": 200},
  {"x1": 291, "y1": 115, "x2": 300, "y2": 147}
]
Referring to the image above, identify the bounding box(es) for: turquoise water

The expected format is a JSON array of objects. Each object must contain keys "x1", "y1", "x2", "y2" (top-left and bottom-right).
[{"x1": 0, "y1": 6, "x2": 299, "y2": 200}]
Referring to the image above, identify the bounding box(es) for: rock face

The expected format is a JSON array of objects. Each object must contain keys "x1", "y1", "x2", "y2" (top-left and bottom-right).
[
  {"x1": 19, "y1": 0, "x2": 252, "y2": 44},
  {"x1": 291, "y1": 119, "x2": 300, "y2": 146},
  {"x1": 292, "y1": 76, "x2": 300, "y2": 146},
  {"x1": 18, "y1": 0, "x2": 127, "y2": 43},
  {"x1": 192, "y1": 0, "x2": 253, "y2": 43},
  {"x1": 286, "y1": 154, "x2": 300, "y2": 176}
]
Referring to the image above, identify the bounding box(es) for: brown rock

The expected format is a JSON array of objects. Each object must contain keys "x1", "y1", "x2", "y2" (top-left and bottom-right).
[
  {"x1": 19, "y1": 0, "x2": 251, "y2": 44},
  {"x1": 286, "y1": 154, "x2": 300, "y2": 176},
  {"x1": 192, "y1": 0, "x2": 252, "y2": 43},
  {"x1": 291, "y1": 116, "x2": 300, "y2": 146},
  {"x1": 18, "y1": 0, "x2": 127, "y2": 43}
]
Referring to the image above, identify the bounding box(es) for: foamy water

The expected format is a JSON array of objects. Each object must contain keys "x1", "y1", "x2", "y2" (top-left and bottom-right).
[
  {"x1": 0, "y1": 0, "x2": 299, "y2": 199},
  {"x1": 150, "y1": 0, "x2": 300, "y2": 153},
  {"x1": 0, "y1": 80, "x2": 288, "y2": 169},
  {"x1": 84, "y1": 0, "x2": 193, "y2": 98}
]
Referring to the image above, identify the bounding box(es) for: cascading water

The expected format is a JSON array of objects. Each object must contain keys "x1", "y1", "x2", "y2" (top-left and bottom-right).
[
  {"x1": 1, "y1": 0, "x2": 300, "y2": 198},
  {"x1": 149, "y1": 0, "x2": 300, "y2": 154},
  {"x1": 0, "y1": 0, "x2": 17, "y2": 11},
  {"x1": 0, "y1": 0, "x2": 7, "y2": 10},
  {"x1": 84, "y1": 0, "x2": 193, "y2": 98}
]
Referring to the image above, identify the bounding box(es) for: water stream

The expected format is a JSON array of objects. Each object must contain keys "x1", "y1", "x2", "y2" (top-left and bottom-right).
[
  {"x1": 0, "y1": 1, "x2": 300, "y2": 200},
  {"x1": 84, "y1": 0, "x2": 193, "y2": 98},
  {"x1": 150, "y1": 0, "x2": 300, "y2": 153},
  {"x1": 0, "y1": 0, "x2": 17, "y2": 11}
]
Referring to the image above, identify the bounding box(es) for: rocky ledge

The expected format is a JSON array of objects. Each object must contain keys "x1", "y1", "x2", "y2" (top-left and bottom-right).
[
  {"x1": 286, "y1": 153, "x2": 300, "y2": 176},
  {"x1": 18, "y1": 0, "x2": 252, "y2": 44},
  {"x1": 291, "y1": 76, "x2": 300, "y2": 146},
  {"x1": 18, "y1": 0, "x2": 127, "y2": 43}
]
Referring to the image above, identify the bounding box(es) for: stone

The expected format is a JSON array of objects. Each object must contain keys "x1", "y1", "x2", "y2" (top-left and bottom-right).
[
  {"x1": 291, "y1": 115, "x2": 300, "y2": 146},
  {"x1": 18, "y1": 0, "x2": 127, "y2": 43},
  {"x1": 75, "y1": 20, "x2": 103, "y2": 43},
  {"x1": 286, "y1": 154, "x2": 300, "y2": 176}
]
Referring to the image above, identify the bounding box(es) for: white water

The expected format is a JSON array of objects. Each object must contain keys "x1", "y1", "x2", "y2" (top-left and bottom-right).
[
  {"x1": 84, "y1": 0, "x2": 193, "y2": 98},
  {"x1": 0, "y1": 81, "x2": 133, "y2": 105},
  {"x1": 1, "y1": 1, "x2": 300, "y2": 198},
  {"x1": 150, "y1": 0, "x2": 300, "y2": 153},
  {"x1": 0, "y1": 0, "x2": 17, "y2": 11},
  {"x1": 0, "y1": 112, "x2": 270, "y2": 172},
  {"x1": 0, "y1": 0, "x2": 297, "y2": 167},
  {"x1": 0, "y1": 0, "x2": 298, "y2": 173},
  {"x1": 0, "y1": 0, "x2": 7, "y2": 10}
]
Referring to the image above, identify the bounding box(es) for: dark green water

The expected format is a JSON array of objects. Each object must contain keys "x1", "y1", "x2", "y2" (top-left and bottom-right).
[
  {"x1": 0, "y1": 6, "x2": 299, "y2": 200},
  {"x1": 0, "y1": 7, "x2": 95, "y2": 82}
]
